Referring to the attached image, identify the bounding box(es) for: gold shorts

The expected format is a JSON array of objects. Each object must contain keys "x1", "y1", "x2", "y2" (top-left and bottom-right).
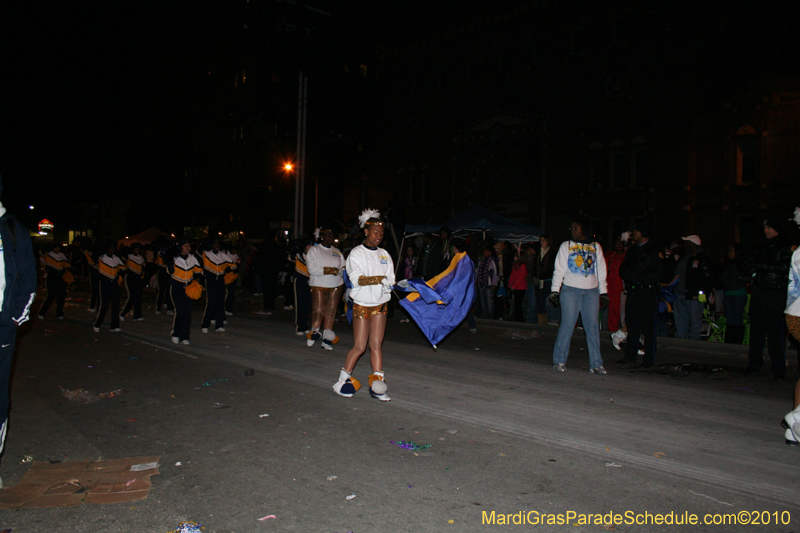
[
  {"x1": 311, "y1": 285, "x2": 342, "y2": 293},
  {"x1": 788, "y1": 315, "x2": 800, "y2": 342},
  {"x1": 353, "y1": 302, "x2": 388, "y2": 319}
]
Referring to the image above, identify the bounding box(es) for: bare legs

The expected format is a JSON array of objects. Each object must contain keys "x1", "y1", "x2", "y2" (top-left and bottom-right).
[
  {"x1": 343, "y1": 313, "x2": 386, "y2": 373},
  {"x1": 311, "y1": 286, "x2": 344, "y2": 331}
]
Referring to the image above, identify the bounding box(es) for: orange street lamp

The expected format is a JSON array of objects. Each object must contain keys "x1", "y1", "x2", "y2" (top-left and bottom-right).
[{"x1": 284, "y1": 163, "x2": 293, "y2": 171}]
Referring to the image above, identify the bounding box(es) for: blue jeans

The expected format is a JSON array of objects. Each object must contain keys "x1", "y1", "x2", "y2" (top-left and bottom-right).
[
  {"x1": 552, "y1": 285, "x2": 603, "y2": 369},
  {"x1": 673, "y1": 295, "x2": 703, "y2": 340},
  {"x1": 525, "y1": 285, "x2": 537, "y2": 323},
  {"x1": 479, "y1": 287, "x2": 494, "y2": 319}
]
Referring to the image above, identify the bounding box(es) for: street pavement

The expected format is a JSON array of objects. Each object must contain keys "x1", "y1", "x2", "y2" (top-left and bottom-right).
[{"x1": 1, "y1": 288, "x2": 798, "y2": 532}]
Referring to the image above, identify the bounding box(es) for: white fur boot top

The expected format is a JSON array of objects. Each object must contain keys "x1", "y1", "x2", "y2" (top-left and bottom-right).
[{"x1": 368, "y1": 371, "x2": 390, "y2": 402}]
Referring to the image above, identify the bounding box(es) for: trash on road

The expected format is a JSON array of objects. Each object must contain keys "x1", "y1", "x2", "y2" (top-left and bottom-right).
[
  {"x1": 211, "y1": 402, "x2": 232, "y2": 409},
  {"x1": 173, "y1": 521, "x2": 204, "y2": 533},
  {"x1": 447, "y1": 429, "x2": 459, "y2": 434},
  {"x1": 259, "y1": 414, "x2": 270, "y2": 418},
  {"x1": 390, "y1": 440, "x2": 432, "y2": 451},
  {"x1": 60, "y1": 387, "x2": 127, "y2": 404},
  {"x1": 327, "y1": 476, "x2": 337, "y2": 481},
  {"x1": 0, "y1": 456, "x2": 160, "y2": 509},
  {"x1": 653, "y1": 452, "x2": 666, "y2": 459},
  {"x1": 496, "y1": 329, "x2": 541, "y2": 340},
  {"x1": 605, "y1": 463, "x2": 622, "y2": 467},
  {"x1": 346, "y1": 494, "x2": 356, "y2": 500},
  {"x1": 20, "y1": 455, "x2": 33, "y2": 463},
  {"x1": 200, "y1": 379, "x2": 228, "y2": 387}
]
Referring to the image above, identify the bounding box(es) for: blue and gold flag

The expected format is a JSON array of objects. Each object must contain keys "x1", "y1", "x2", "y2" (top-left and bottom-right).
[{"x1": 396, "y1": 252, "x2": 476, "y2": 347}]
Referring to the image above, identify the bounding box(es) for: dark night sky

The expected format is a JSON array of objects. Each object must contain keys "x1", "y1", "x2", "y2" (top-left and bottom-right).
[{"x1": 2, "y1": 1, "x2": 798, "y2": 235}]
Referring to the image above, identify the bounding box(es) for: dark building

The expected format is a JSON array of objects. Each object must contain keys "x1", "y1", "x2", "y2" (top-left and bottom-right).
[{"x1": 338, "y1": 1, "x2": 800, "y2": 252}]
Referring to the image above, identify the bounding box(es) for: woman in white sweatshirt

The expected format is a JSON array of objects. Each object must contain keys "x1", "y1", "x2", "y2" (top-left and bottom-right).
[
  {"x1": 305, "y1": 227, "x2": 345, "y2": 350},
  {"x1": 549, "y1": 219, "x2": 609, "y2": 374},
  {"x1": 332, "y1": 209, "x2": 395, "y2": 401}
]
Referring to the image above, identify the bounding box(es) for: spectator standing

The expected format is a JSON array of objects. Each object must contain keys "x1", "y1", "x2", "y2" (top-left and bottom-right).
[
  {"x1": 507, "y1": 250, "x2": 528, "y2": 322},
  {"x1": 618, "y1": 221, "x2": 663, "y2": 368},
  {"x1": 720, "y1": 243, "x2": 748, "y2": 344},
  {"x1": 549, "y1": 218, "x2": 608, "y2": 374},
  {"x1": 606, "y1": 236, "x2": 627, "y2": 333},
  {"x1": 476, "y1": 246, "x2": 498, "y2": 319},
  {"x1": 672, "y1": 235, "x2": 714, "y2": 341},
  {"x1": 523, "y1": 244, "x2": 538, "y2": 323},
  {"x1": 535, "y1": 235, "x2": 558, "y2": 325},
  {"x1": 742, "y1": 217, "x2": 793, "y2": 380}
]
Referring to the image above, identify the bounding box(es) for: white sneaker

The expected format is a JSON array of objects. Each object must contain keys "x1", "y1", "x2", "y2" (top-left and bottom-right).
[
  {"x1": 181, "y1": 339, "x2": 190, "y2": 345},
  {"x1": 37, "y1": 314, "x2": 45, "y2": 319},
  {"x1": 93, "y1": 326, "x2": 100, "y2": 333},
  {"x1": 88, "y1": 308, "x2": 96, "y2": 313},
  {"x1": 554, "y1": 363, "x2": 567, "y2": 373},
  {"x1": 296, "y1": 330, "x2": 309, "y2": 336},
  {"x1": 469, "y1": 328, "x2": 477, "y2": 333},
  {"x1": 155, "y1": 310, "x2": 161, "y2": 315},
  {"x1": 225, "y1": 311, "x2": 233, "y2": 316},
  {"x1": 111, "y1": 328, "x2": 121, "y2": 332},
  {"x1": 589, "y1": 366, "x2": 607, "y2": 375},
  {"x1": 284, "y1": 305, "x2": 294, "y2": 310},
  {"x1": 57, "y1": 316, "x2": 65, "y2": 320},
  {"x1": 167, "y1": 310, "x2": 175, "y2": 316},
  {"x1": 201, "y1": 328, "x2": 209, "y2": 333},
  {"x1": 134, "y1": 317, "x2": 144, "y2": 321},
  {"x1": 321, "y1": 339, "x2": 333, "y2": 350},
  {"x1": 119, "y1": 316, "x2": 125, "y2": 322},
  {"x1": 223, "y1": 320, "x2": 228, "y2": 325},
  {"x1": 216, "y1": 327, "x2": 225, "y2": 332},
  {"x1": 307, "y1": 330, "x2": 321, "y2": 347},
  {"x1": 171, "y1": 336, "x2": 180, "y2": 344}
]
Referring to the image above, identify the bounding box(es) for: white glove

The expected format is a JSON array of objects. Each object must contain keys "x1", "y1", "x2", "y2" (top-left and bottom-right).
[{"x1": 381, "y1": 277, "x2": 393, "y2": 293}]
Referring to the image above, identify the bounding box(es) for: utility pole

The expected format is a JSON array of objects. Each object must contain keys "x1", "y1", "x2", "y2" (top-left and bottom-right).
[{"x1": 294, "y1": 72, "x2": 308, "y2": 238}]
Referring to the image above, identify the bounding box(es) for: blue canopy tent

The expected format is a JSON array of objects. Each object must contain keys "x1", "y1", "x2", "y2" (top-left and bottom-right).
[{"x1": 405, "y1": 205, "x2": 543, "y2": 245}]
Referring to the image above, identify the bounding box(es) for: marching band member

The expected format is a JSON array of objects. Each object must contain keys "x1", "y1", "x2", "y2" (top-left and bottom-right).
[
  {"x1": 223, "y1": 242, "x2": 240, "y2": 316},
  {"x1": 38, "y1": 243, "x2": 70, "y2": 320},
  {"x1": 168, "y1": 240, "x2": 203, "y2": 345},
  {"x1": 155, "y1": 242, "x2": 175, "y2": 315},
  {"x1": 200, "y1": 239, "x2": 226, "y2": 333},
  {"x1": 306, "y1": 227, "x2": 345, "y2": 350},
  {"x1": 93, "y1": 242, "x2": 126, "y2": 332},
  {"x1": 120, "y1": 242, "x2": 145, "y2": 321},
  {"x1": 333, "y1": 209, "x2": 395, "y2": 401},
  {"x1": 292, "y1": 239, "x2": 312, "y2": 336},
  {"x1": 82, "y1": 241, "x2": 100, "y2": 312}
]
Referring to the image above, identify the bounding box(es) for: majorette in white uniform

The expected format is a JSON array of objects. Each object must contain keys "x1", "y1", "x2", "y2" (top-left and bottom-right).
[{"x1": 306, "y1": 244, "x2": 345, "y2": 288}]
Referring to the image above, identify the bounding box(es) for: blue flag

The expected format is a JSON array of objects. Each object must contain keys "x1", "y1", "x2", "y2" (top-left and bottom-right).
[{"x1": 396, "y1": 252, "x2": 476, "y2": 347}]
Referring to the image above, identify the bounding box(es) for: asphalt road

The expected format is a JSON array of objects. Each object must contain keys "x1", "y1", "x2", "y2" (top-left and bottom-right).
[{"x1": 1, "y1": 289, "x2": 798, "y2": 532}]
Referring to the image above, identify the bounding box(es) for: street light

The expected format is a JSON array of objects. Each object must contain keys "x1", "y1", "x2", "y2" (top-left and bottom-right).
[{"x1": 285, "y1": 163, "x2": 293, "y2": 171}]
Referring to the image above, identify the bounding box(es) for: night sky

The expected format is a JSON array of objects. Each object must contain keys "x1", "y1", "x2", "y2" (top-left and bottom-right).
[{"x1": 2, "y1": 1, "x2": 798, "y2": 237}]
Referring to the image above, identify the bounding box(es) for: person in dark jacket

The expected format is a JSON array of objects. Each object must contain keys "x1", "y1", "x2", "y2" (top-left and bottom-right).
[
  {"x1": 720, "y1": 242, "x2": 748, "y2": 344},
  {"x1": 618, "y1": 221, "x2": 664, "y2": 368},
  {"x1": 535, "y1": 235, "x2": 558, "y2": 325},
  {"x1": 672, "y1": 235, "x2": 714, "y2": 341},
  {"x1": 0, "y1": 180, "x2": 38, "y2": 487},
  {"x1": 741, "y1": 217, "x2": 794, "y2": 379}
]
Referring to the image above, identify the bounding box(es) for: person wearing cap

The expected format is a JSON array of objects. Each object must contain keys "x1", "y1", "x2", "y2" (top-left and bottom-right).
[
  {"x1": 671, "y1": 235, "x2": 713, "y2": 341},
  {"x1": 548, "y1": 218, "x2": 609, "y2": 374},
  {"x1": 92, "y1": 242, "x2": 126, "y2": 332},
  {"x1": 741, "y1": 216, "x2": 793, "y2": 380},
  {"x1": 333, "y1": 209, "x2": 395, "y2": 401},
  {"x1": 618, "y1": 221, "x2": 663, "y2": 368},
  {"x1": 37, "y1": 243, "x2": 70, "y2": 320},
  {"x1": 120, "y1": 242, "x2": 145, "y2": 321},
  {"x1": 305, "y1": 227, "x2": 345, "y2": 350}
]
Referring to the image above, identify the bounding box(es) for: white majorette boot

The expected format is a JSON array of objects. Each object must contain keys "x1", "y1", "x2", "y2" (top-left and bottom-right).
[
  {"x1": 782, "y1": 406, "x2": 800, "y2": 446},
  {"x1": 369, "y1": 371, "x2": 390, "y2": 401},
  {"x1": 321, "y1": 329, "x2": 339, "y2": 350},
  {"x1": 307, "y1": 328, "x2": 321, "y2": 347},
  {"x1": 333, "y1": 368, "x2": 360, "y2": 398}
]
